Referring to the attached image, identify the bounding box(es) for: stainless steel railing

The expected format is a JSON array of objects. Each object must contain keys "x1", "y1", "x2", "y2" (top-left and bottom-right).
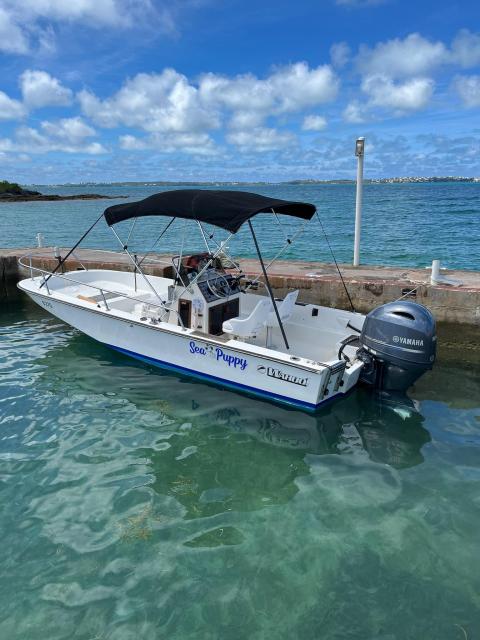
[{"x1": 18, "y1": 252, "x2": 186, "y2": 328}]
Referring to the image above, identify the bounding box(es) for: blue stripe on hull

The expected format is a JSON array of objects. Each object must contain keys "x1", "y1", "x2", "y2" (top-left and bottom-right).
[{"x1": 106, "y1": 343, "x2": 340, "y2": 411}]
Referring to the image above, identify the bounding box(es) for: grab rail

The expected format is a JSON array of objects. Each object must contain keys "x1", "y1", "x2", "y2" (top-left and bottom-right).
[
  {"x1": 17, "y1": 253, "x2": 185, "y2": 329},
  {"x1": 70, "y1": 250, "x2": 88, "y2": 271}
]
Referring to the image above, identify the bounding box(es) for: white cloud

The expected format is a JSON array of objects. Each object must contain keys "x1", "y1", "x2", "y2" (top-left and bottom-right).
[
  {"x1": 118, "y1": 134, "x2": 147, "y2": 150},
  {"x1": 267, "y1": 63, "x2": 339, "y2": 112},
  {"x1": 79, "y1": 69, "x2": 218, "y2": 133},
  {"x1": 450, "y1": 30, "x2": 480, "y2": 68},
  {"x1": 199, "y1": 73, "x2": 272, "y2": 117},
  {"x1": 0, "y1": 7, "x2": 29, "y2": 53},
  {"x1": 200, "y1": 63, "x2": 339, "y2": 124},
  {"x1": 2, "y1": 0, "x2": 154, "y2": 27},
  {"x1": 354, "y1": 30, "x2": 480, "y2": 81},
  {"x1": 227, "y1": 110, "x2": 266, "y2": 130},
  {"x1": 330, "y1": 42, "x2": 350, "y2": 68},
  {"x1": 119, "y1": 132, "x2": 217, "y2": 155},
  {"x1": 37, "y1": 24, "x2": 56, "y2": 55},
  {"x1": 20, "y1": 70, "x2": 73, "y2": 108},
  {"x1": 41, "y1": 116, "x2": 97, "y2": 143},
  {"x1": 357, "y1": 33, "x2": 447, "y2": 78},
  {"x1": 454, "y1": 75, "x2": 480, "y2": 108},
  {"x1": 79, "y1": 63, "x2": 338, "y2": 154},
  {"x1": 226, "y1": 127, "x2": 296, "y2": 152},
  {"x1": 5, "y1": 29, "x2": 480, "y2": 165},
  {"x1": 302, "y1": 115, "x2": 327, "y2": 131},
  {"x1": 361, "y1": 74, "x2": 434, "y2": 111},
  {"x1": 0, "y1": 91, "x2": 26, "y2": 120},
  {"x1": 342, "y1": 101, "x2": 368, "y2": 123},
  {"x1": 0, "y1": 0, "x2": 165, "y2": 54},
  {"x1": 0, "y1": 117, "x2": 107, "y2": 154},
  {"x1": 348, "y1": 31, "x2": 480, "y2": 121}
]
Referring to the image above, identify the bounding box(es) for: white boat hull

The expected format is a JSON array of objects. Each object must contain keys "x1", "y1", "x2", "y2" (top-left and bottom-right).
[{"x1": 21, "y1": 284, "x2": 362, "y2": 411}]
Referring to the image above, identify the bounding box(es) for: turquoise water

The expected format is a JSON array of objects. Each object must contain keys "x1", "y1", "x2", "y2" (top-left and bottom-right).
[
  {"x1": 2, "y1": 182, "x2": 480, "y2": 637},
  {"x1": 1, "y1": 294, "x2": 480, "y2": 639},
  {"x1": 1, "y1": 182, "x2": 479, "y2": 270}
]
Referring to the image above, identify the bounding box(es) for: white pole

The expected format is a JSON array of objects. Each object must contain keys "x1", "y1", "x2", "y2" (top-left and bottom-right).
[
  {"x1": 431, "y1": 259, "x2": 440, "y2": 284},
  {"x1": 36, "y1": 232, "x2": 44, "y2": 248},
  {"x1": 430, "y1": 258, "x2": 462, "y2": 286},
  {"x1": 353, "y1": 137, "x2": 365, "y2": 267}
]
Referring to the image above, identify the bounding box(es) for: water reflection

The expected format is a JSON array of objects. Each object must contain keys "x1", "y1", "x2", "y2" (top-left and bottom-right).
[
  {"x1": 413, "y1": 360, "x2": 480, "y2": 410},
  {"x1": 39, "y1": 332, "x2": 431, "y2": 468},
  {"x1": 4, "y1": 300, "x2": 480, "y2": 640}
]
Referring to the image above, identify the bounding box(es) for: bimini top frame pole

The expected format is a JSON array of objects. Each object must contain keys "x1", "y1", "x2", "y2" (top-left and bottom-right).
[
  {"x1": 248, "y1": 219, "x2": 289, "y2": 351},
  {"x1": 108, "y1": 223, "x2": 183, "y2": 326},
  {"x1": 40, "y1": 212, "x2": 104, "y2": 288}
]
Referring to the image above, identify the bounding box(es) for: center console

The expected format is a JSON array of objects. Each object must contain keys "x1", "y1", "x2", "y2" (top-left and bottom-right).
[{"x1": 173, "y1": 257, "x2": 242, "y2": 335}]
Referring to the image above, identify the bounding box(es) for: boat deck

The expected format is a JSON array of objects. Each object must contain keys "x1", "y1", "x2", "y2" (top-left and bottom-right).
[{"x1": 21, "y1": 267, "x2": 361, "y2": 365}]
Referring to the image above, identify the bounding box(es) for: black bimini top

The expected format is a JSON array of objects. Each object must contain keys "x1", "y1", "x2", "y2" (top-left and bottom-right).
[{"x1": 104, "y1": 189, "x2": 316, "y2": 234}]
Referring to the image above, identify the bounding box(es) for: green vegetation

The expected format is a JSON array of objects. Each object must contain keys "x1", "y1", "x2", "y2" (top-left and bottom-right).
[{"x1": 0, "y1": 180, "x2": 22, "y2": 194}]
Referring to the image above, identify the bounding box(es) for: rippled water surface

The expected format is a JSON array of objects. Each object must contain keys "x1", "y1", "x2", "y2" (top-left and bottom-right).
[
  {"x1": 1, "y1": 295, "x2": 480, "y2": 639},
  {"x1": 1, "y1": 181, "x2": 479, "y2": 269}
]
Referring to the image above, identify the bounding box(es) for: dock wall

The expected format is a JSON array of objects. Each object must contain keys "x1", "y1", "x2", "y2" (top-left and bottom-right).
[{"x1": 2, "y1": 247, "x2": 479, "y2": 358}]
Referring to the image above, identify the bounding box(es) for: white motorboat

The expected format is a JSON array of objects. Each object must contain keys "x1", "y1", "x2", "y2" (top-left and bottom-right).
[{"x1": 18, "y1": 189, "x2": 437, "y2": 411}]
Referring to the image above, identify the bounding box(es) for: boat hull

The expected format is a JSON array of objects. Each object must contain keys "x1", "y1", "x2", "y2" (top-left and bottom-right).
[{"x1": 21, "y1": 286, "x2": 359, "y2": 411}]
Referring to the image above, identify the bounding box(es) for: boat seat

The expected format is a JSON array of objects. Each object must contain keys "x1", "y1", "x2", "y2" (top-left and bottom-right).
[
  {"x1": 134, "y1": 300, "x2": 168, "y2": 321},
  {"x1": 222, "y1": 298, "x2": 273, "y2": 338},
  {"x1": 266, "y1": 290, "x2": 299, "y2": 326}
]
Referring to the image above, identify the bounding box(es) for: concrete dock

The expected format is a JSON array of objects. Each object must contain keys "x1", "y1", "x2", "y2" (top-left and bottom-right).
[{"x1": 2, "y1": 247, "x2": 479, "y2": 359}]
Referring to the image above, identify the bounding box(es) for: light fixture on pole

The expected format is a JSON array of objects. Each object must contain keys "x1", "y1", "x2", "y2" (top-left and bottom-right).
[
  {"x1": 355, "y1": 137, "x2": 365, "y2": 158},
  {"x1": 353, "y1": 136, "x2": 365, "y2": 267}
]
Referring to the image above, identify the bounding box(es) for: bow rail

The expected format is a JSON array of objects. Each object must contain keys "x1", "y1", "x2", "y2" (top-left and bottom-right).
[{"x1": 17, "y1": 251, "x2": 185, "y2": 328}]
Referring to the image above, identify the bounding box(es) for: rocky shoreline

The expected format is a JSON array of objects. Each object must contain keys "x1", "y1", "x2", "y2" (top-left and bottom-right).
[
  {"x1": 0, "y1": 181, "x2": 128, "y2": 202},
  {"x1": 0, "y1": 192, "x2": 127, "y2": 202}
]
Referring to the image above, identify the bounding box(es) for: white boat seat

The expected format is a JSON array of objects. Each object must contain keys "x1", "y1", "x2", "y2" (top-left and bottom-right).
[
  {"x1": 134, "y1": 301, "x2": 168, "y2": 320},
  {"x1": 222, "y1": 298, "x2": 273, "y2": 338},
  {"x1": 266, "y1": 290, "x2": 299, "y2": 326}
]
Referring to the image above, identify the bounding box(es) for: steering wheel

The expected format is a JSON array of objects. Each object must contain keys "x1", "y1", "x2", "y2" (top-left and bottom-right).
[{"x1": 206, "y1": 271, "x2": 231, "y2": 299}]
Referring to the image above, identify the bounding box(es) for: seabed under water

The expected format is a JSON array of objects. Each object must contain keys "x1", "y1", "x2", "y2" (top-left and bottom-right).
[{"x1": 1, "y1": 293, "x2": 479, "y2": 639}]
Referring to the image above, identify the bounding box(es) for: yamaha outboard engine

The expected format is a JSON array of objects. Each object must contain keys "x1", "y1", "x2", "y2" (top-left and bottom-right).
[{"x1": 358, "y1": 301, "x2": 436, "y2": 392}]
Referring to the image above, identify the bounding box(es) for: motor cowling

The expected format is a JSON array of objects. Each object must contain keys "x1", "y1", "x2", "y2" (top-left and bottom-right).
[{"x1": 358, "y1": 301, "x2": 436, "y2": 392}]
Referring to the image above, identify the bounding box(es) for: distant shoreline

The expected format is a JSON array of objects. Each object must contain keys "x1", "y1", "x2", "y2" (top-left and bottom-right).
[
  {"x1": 26, "y1": 177, "x2": 480, "y2": 187},
  {"x1": 0, "y1": 180, "x2": 129, "y2": 202},
  {"x1": 0, "y1": 193, "x2": 128, "y2": 203}
]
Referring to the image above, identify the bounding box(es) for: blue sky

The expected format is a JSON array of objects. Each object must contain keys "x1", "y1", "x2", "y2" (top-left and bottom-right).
[{"x1": 0, "y1": 0, "x2": 479, "y2": 183}]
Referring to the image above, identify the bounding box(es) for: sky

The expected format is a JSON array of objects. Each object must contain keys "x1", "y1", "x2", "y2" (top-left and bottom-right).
[{"x1": 0, "y1": 0, "x2": 479, "y2": 183}]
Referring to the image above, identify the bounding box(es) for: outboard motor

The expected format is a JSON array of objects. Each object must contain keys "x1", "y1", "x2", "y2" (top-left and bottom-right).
[{"x1": 358, "y1": 301, "x2": 436, "y2": 392}]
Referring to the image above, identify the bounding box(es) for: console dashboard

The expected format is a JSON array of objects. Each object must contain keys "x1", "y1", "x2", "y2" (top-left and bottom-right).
[{"x1": 197, "y1": 272, "x2": 240, "y2": 303}]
